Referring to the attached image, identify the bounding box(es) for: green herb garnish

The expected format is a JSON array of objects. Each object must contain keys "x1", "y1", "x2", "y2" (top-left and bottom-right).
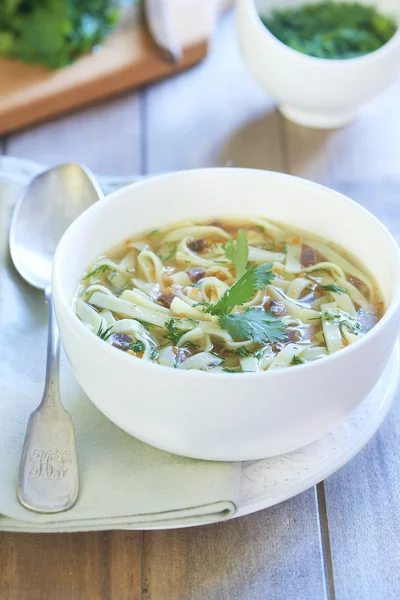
[
  {"x1": 205, "y1": 263, "x2": 275, "y2": 316},
  {"x1": 320, "y1": 284, "x2": 347, "y2": 294},
  {"x1": 115, "y1": 281, "x2": 133, "y2": 295},
  {"x1": 163, "y1": 242, "x2": 178, "y2": 262},
  {"x1": 228, "y1": 346, "x2": 252, "y2": 357},
  {"x1": 219, "y1": 308, "x2": 287, "y2": 344},
  {"x1": 0, "y1": 1, "x2": 120, "y2": 70},
  {"x1": 262, "y1": 2, "x2": 397, "y2": 60},
  {"x1": 291, "y1": 355, "x2": 304, "y2": 365},
  {"x1": 129, "y1": 340, "x2": 145, "y2": 354},
  {"x1": 164, "y1": 319, "x2": 185, "y2": 345},
  {"x1": 96, "y1": 323, "x2": 113, "y2": 341},
  {"x1": 223, "y1": 229, "x2": 249, "y2": 278},
  {"x1": 83, "y1": 264, "x2": 114, "y2": 280},
  {"x1": 193, "y1": 301, "x2": 210, "y2": 308},
  {"x1": 150, "y1": 347, "x2": 159, "y2": 360}
]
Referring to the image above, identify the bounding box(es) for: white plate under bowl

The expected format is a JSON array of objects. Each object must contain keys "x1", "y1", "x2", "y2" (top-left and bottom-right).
[
  {"x1": 237, "y1": 342, "x2": 398, "y2": 519},
  {"x1": 0, "y1": 156, "x2": 398, "y2": 529}
]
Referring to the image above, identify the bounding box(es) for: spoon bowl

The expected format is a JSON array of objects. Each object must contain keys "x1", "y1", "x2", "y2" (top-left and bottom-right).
[{"x1": 10, "y1": 163, "x2": 103, "y2": 290}]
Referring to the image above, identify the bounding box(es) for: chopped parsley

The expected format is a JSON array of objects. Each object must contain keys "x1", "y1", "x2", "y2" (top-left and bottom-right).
[
  {"x1": 96, "y1": 323, "x2": 113, "y2": 341},
  {"x1": 185, "y1": 317, "x2": 200, "y2": 326},
  {"x1": 290, "y1": 355, "x2": 304, "y2": 366},
  {"x1": 159, "y1": 242, "x2": 178, "y2": 262},
  {"x1": 164, "y1": 319, "x2": 186, "y2": 345},
  {"x1": 129, "y1": 340, "x2": 145, "y2": 354},
  {"x1": 320, "y1": 284, "x2": 347, "y2": 294},
  {"x1": 219, "y1": 308, "x2": 287, "y2": 344},
  {"x1": 83, "y1": 264, "x2": 114, "y2": 280},
  {"x1": 115, "y1": 281, "x2": 133, "y2": 295},
  {"x1": 228, "y1": 346, "x2": 252, "y2": 357},
  {"x1": 262, "y1": 2, "x2": 397, "y2": 60}
]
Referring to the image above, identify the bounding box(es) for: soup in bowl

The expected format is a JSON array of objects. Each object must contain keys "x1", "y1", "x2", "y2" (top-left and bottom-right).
[
  {"x1": 75, "y1": 217, "x2": 383, "y2": 373},
  {"x1": 53, "y1": 169, "x2": 400, "y2": 460}
]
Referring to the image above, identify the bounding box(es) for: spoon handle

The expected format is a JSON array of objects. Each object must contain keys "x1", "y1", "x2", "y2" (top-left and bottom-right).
[{"x1": 17, "y1": 289, "x2": 79, "y2": 513}]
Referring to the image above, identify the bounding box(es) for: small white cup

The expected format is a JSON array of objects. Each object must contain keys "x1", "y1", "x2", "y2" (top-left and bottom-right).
[{"x1": 236, "y1": 0, "x2": 400, "y2": 128}]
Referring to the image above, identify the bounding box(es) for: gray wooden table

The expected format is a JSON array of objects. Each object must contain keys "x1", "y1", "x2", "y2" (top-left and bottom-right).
[{"x1": 1, "y1": 13, "x2": 399, "y2": 600}]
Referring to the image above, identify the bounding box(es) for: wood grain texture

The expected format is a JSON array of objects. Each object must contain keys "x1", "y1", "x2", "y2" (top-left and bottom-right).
[
  {"x1": 0, "y1": 4, "x2": 211, "y2": 136},
  {"x1": 0, "y1": 531, "x2": 142, "y2": 600},
  {"x1": 282, "y1": 77, "x2": 400, "y2": 600},
  {"x1": 143, "y1": 491, "x2": 327, "y2": 600},
  {"x1": 144, "y1": 12, "x2": 284, "y2": 172},
  {"x1": 6, "y1": 93, "x2": 142, "y2": 176}
]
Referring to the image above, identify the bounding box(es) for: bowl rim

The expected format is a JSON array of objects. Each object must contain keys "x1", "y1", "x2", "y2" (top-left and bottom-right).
[
  {"x1": 245, "y1": 0, "x2": 400, "y2": 67},
  {"x1": 53, "y1": 167, "x2": 400, "y2": 381}
]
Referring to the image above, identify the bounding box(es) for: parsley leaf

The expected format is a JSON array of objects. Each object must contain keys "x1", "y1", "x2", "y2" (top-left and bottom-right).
[
  {"x1": 0, "y1": 1, "x2": 120, "y2": 70},
  {"x1": 83, "y1": 264, "x2": 113, "y2": 280},
  {"x1": 129, "y1": 340, "x2": 145, "y2": 354},
  {"x1": 164, "y1": 319, "x2": 185, "y2": 345},
  {"x1": 320, "y1": 284, "x2": 347, "y2": 294},
  {"x1": 228, "y1": 346, "x2": 251, "y2": 357},
  {"x1": 219, "y1": 308, "x2": 287, "y2": 344},
  {"x1": 290, "y1": 355, "x2": 304, "y2": 365},
  {"x1": 96, "y1": 323, "x2": 113, "y2": 341},
  {"x1": 205, "y1": 264, "x2": 275, "y2": 315},
  {"x1": 223, "y1": 229, "x2": 249, "y2": 278}
]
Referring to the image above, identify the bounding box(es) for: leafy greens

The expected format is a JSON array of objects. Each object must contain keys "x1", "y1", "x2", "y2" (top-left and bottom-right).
[
  {"x1": 219, "y1": 309, "x2": 287, "y2": 344},
  {"x1": 0, "y1": 0, "x2": 120, "y2": 69},
  {"x1": 205, "y1": 263, "x2": 275, "y2": 316},
  {"x1": 262, "y1": 1, "x2": 397, "y2": 60}
]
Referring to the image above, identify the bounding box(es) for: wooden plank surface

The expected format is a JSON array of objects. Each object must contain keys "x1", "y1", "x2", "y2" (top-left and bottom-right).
[
  {"x1": 143, "y1": 491, "x2": 327, "y2": 600},
  {"x1": 0, "y1": 531, "x2": 142, "y2": 600},
  {"x1": 6, "y1": 93, "x2": 143, "y2": 176},
  {"x1": 283, "y1": 78, "x2": 400, "y2": 600}
]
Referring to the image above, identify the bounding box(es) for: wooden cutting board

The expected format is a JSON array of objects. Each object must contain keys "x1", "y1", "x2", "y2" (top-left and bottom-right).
[{"x1": 0, "y1": 0, "x2": 233, "y2": 135}]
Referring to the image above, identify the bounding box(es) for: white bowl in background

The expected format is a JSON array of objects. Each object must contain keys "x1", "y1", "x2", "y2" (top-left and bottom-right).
[
  {"x1": 236, "y1": 0, "x2": 400, "y2": 128},
  {"x1": 53, "y1": 169, "x2": 400, "y2": 461}
]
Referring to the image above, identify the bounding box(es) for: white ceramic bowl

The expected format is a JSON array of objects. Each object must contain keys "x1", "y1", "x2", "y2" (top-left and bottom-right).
[
  {"x1": 53, "y1": 169, "x2": 400, "y2": 461},
  {"x1": 236, "y1": 0, "x2": 400, "y2": 128}
]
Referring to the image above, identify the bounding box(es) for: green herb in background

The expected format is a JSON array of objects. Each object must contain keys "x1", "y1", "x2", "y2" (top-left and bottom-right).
[
  {"x1": 262, "y1": 1, "x2": 397, "y2": 60},
  {"x1": 0, "y1": 0, "x2": 120, "y2": 69}
]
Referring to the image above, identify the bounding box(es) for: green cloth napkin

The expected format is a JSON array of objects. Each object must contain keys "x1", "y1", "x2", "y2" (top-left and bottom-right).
[{"x1": 0, "y1": 167, "x2": 241, "y2": 532}]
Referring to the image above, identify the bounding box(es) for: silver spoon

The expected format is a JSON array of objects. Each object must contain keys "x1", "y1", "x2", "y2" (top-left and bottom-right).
[{"x1": 9, "y1": 163, "x2": 103, "y2": 513}]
